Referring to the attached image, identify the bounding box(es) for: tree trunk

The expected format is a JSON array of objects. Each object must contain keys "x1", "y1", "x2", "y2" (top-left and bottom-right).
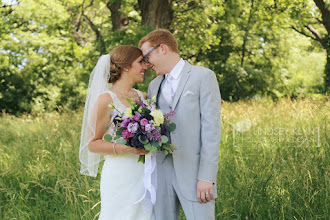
[
  {"x1": 312, "y1": 0, "x2": 330, "y2": 91},
  {"x1": 313, "y1": 0, "x2": 330, "y2": 35},
  {"x1": 324, "y1": 37, "x2": 330, "y2": 92},
  {"x1": 106, "y1": 0, "x2": 128, "y2": 31},
  {"x1": 295, "y1": 0, "x2": 330, "y2": 91},
  {"x1": 138, "y1": 0, "x2": 173, "y2": 29}
]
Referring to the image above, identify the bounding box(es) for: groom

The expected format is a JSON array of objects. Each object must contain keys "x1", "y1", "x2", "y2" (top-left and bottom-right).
[{"x1": 139, "y1": 29, "x2": 221, "y2": 220}]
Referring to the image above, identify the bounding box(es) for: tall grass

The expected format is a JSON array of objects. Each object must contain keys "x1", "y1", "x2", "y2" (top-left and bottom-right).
[{"x1": 1, "y1": 98, "x2": 329, "y2": 219}]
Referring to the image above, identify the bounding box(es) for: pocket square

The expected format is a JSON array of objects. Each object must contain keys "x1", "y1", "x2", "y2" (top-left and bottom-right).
[{"x1": 183, "y1": 90, "x2": 195, "y2": 97}]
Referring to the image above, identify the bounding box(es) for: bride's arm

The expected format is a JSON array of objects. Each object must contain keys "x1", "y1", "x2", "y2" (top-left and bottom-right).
[{"x1": 88, "y1": 93, "x2": 148, "y2": 155}]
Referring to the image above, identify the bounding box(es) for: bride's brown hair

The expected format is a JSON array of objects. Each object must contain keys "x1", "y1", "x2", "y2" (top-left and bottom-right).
[{"x1": 109, "y1": 45, "x2": 143, "y2": 83}]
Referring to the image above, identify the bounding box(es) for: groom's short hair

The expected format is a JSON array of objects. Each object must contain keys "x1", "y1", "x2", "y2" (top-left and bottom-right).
[{"x1": 139, "y1": 29, "x2": 178, "y2": 53}]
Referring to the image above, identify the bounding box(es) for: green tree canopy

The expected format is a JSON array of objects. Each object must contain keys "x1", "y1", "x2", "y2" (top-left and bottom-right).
[{"x1": 0, "y1": 0, "x2": 327, "y2": 114}]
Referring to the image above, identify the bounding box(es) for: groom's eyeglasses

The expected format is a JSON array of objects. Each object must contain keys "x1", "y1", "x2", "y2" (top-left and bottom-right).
[{"x1": 142, "y1": 44, "x2": 161, "y2": 64}]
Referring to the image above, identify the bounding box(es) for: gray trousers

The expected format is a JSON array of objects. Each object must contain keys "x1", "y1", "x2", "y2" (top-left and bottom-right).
[{"x1": 153, "y1": 155, "x2": 215, "y2": 220}]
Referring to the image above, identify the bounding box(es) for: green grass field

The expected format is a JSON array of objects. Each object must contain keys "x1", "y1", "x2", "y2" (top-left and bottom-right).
[{"x1": 1, "y1": 97, "x2": 329, "y2": 220}]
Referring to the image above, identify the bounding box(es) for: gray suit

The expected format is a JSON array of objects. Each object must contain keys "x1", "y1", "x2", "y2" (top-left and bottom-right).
[{"x1": 148, "y1": 61, "x2": 221, "y2": 220}]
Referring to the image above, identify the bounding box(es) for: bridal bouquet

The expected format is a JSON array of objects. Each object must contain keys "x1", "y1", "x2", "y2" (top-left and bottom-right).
[{"x1": 104, "y1": 96, "x2": 177, "y2": 163}]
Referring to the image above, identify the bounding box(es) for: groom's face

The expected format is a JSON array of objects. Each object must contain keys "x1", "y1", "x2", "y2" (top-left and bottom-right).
[{"x1": 141, "y1": 42, "x2": 165, "y2": 76}]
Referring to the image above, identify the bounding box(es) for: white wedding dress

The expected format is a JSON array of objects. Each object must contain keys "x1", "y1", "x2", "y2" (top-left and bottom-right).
[{"x1": 98, "y1": 89, "x2": 155, "y2": 220}]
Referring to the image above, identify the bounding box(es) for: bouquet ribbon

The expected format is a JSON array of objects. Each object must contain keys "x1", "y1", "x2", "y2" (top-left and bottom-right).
[{"x1": 134, "y1": 152, "x2": 157, "y2": 205}]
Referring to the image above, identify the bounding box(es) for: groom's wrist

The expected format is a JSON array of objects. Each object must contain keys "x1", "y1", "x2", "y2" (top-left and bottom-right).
[{"x1": 198, "y1": 179, "x2": 214, "y2": 185}]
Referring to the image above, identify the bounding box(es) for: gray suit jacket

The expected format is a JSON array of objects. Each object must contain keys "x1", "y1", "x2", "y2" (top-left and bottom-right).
[{"x1": 148, "y1": 61, "x2": 221, "y2": 201}]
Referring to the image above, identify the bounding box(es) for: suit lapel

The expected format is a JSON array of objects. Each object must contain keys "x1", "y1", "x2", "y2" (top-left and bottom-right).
[{"x1": 171, "y1": 62, "x2": 191, "y2": 110}]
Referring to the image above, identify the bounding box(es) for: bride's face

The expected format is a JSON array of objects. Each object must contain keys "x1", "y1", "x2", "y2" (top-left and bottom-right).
[{"x1": 126, "y1": 55, "x2": 148, "y2": 83}]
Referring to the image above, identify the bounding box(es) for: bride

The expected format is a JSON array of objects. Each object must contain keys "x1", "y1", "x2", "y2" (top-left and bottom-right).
[{"x1": 79, "y1": 45, "x2": 155, "y2": 219}]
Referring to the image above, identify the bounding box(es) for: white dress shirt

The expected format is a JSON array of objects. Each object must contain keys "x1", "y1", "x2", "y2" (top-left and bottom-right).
[{"x1": 162, "y1": 58, "x2": 185, "y2": 105}]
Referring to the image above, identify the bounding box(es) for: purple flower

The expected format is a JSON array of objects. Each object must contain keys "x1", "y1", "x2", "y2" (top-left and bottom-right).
[
  {"x1": 168, "y1": 110, "x2": 176, "y2": 117},
  {"x1": 147, "y1": 129, "x2": 162, "y2": 141},
  {"x1": 140, "y1": 118, "x2": 148, "y2": 126},
  {"x1": 136, "y1": 100, "x2": 147, "y2": 108},
  {"x1": 133, "y1": 113, "x2": 141, "y2": 121},
  {"x1": 165, "y1": 110, "x2": 176, "y2": 121},
  {"x1": 127, "y1": 122, "x2": 139, "y2": 133},
  {"x1": 121, "y1": 118, "x2": 130, "y2": 128},
  {"x1": 145, "y1": 122, "x2": 155, "y2": 132}
]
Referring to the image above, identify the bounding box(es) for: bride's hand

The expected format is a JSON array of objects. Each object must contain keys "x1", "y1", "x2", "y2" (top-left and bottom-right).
[
  {"x1": 126, "y1": 147, "x2": 149, "y2": 155},
  {"x1": 116, "y1": 144, "x2": 149, "y2": 155}
]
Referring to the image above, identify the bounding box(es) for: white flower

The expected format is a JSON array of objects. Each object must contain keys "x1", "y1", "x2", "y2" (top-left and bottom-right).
[
  {"x1": 124, "y1": 107, "x2": 133, "y2": 117},
  {"x1": 150, "y1": 109, "x2": 164, "y2": 126}
]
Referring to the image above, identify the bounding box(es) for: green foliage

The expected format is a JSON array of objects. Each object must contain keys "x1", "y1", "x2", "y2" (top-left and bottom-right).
[
  {"x1": 193, "y1": 0, "x2": 327, "y2": 100},
  {"x1": 272, "y1": 0, "x2": 329, "y2": 92},
  {"x1": 103, "y1": 134, "x2": 112, "y2": 142},
  {"x1": 0, "y1": 0, "x2": 328, "y2": 114},
  {"x1": 150, "y1": 146, "x2": 157, "y2": 153},
  {"x1": 276, "y1": 33, "x2": 326, "y2": 97},
  {"x1": 138, "y1": 135, "x2": 149, "y2": 144},
  {"x1": 0, "y1": 0, "x2": 92, "y2": 114},
  {"x1": 144, "y1": 143, "x2": 152, "y2": 150},
  {"x1": 116, "y1": 137, "x2": 127, "y2": 145},
  {"x1": 0, "y1": 98, "x2": 329, "y2": 219},
  {"x1": 161, "y1": 142, "x2": 176, "y2": 156},
  {"x1": 168, "y1": 122, "x2": 176, "y2": 132},
  {"x1": 161, "y1": 135, "x2": 168, "y2": 143}
]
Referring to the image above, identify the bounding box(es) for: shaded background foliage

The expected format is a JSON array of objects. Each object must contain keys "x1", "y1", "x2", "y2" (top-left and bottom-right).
[{"x1": 0, "y1": 0, "x2": 329, "y2": 114}]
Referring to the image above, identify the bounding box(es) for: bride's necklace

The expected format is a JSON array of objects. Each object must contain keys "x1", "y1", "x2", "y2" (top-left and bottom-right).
[{"x1": 112, "y1": 87, "x2": 135, "y2": 99}]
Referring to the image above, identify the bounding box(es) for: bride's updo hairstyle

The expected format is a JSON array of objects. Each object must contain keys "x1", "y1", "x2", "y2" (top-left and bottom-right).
[{"x1": 109, "y1": 45, "x2": 143, "y2": 83}]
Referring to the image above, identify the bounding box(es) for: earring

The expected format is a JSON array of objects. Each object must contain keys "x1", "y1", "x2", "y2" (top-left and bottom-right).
[{"x1": 125, "y1": 69, "x2": 128, "y2": 72}]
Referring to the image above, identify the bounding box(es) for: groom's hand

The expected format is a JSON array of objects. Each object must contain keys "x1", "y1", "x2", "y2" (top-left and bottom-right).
[{"x1": 197, "y1": 180, "x2": 214, "y2": 203}]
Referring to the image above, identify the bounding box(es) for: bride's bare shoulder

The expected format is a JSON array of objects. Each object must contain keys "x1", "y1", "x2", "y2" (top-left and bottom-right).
[{"x1": 97, "y1": 92, "x2": 114, "y2": 108}]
